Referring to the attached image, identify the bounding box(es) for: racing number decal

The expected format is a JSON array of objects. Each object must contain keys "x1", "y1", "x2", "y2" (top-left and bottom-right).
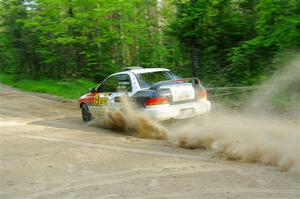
[{"x1": 94, "y1": 93, "x2": 109, "y2": 106}]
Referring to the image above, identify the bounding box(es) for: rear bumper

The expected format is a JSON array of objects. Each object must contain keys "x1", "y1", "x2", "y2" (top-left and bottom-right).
[{"x1": 142, "y1": 100, "x2": 211, "y2": 121}]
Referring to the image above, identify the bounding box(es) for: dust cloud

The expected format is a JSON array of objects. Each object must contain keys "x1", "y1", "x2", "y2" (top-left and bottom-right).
[
  {"x1": 168, "y1": 111, "x2": 300, "y2": 174},
  {"x1": 246, "y1": 55, "x2": 300, "y2": 118},
  {"x1": 169, "y1": 56, "x2": 300, "y2": 174},
  {"x1": 88, "y1": 100, "x2": 167, "y2": 139},
  {"x1": 90, "y1": 56, "x2": 300, "y2": 174}
]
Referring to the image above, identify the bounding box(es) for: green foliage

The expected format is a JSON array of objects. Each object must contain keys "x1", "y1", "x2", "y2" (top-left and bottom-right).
[
  {"x1": 171, "y1": 0, "x2": 300, "y2": 86},
  {"x1": 0, "y1": 0, "x2": 181, "y2": 81},
  {"x1": 0, "y1": 0, "x2": 299, "y2": 90},
  {"x1": 0, "y1": 73, "x2": 96, "y2": 99}
]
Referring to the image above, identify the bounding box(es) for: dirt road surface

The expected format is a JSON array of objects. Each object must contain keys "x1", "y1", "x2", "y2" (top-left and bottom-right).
[{"x1": 0, "y1": 84, "x2": 299, "y2": 199}]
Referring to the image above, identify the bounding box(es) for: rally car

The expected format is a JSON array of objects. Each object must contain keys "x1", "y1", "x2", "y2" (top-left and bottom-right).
[{"x1": 79, "y1": 67, "x2": 211, "y2": 122}]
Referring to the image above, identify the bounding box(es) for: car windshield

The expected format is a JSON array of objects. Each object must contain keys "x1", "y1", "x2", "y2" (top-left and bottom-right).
[{"x1": 136, "y1": 71, "x2": 179, "y2": 88}]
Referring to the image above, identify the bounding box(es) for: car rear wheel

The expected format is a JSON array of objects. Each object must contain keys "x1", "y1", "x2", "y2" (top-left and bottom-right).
[{"x1": 81, "y1": 103, "x2": 92, "y2": 122}]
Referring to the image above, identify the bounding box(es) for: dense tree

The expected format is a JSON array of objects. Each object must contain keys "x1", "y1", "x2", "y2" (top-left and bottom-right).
[
  {"x1": 0, "y1": 0, "x2": 299, "y2": 86},
  {"x1": 171, "y1": 0, "x2": 299, "y2": 86},
  {"x1": 0, "y1": 0, "x2": 180, "y2": 80},
  {"x1": 228, "y1": 0, "x2": 300, "y2": 84}
]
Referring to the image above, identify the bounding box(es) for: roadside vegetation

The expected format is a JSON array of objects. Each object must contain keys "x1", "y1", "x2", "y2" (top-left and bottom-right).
[
  {"x1": 0, "y1": 73, "x2": 95, "y2": 99},
  {"x1": 0, "y1": 0, "x2": 299, "y2": 98}
]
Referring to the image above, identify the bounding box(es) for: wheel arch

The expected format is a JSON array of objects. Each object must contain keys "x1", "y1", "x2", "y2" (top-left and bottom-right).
[{"x1": 80, "y1": 102, "x2": 85, "y2": 108}]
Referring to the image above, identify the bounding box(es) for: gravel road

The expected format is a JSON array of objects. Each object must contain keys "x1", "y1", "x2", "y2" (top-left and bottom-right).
[{"x1": 0, "y1": 84, "x2": 299, "y2": 199}]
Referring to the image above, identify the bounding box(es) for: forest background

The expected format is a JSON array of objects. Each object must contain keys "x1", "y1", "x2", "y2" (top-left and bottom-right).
[{"x1": 0, "y1": 0, "x2": 299, "y2": 99}]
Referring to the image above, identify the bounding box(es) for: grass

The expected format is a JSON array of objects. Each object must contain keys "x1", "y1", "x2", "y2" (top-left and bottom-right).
[{"x1": 0, "y1": 73, "x2": 97, "y2": 99}]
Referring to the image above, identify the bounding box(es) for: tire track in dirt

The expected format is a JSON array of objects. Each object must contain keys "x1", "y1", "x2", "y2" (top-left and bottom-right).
[
  {"x1": 1, "y1": 133, "x2": 210, "y2": 161},
  {"x1": 1, "y1": 83, "x2": 300, "y2": 199},
  {"x1": 21, "y1": 166, "x2": 234, "y2": 199}
]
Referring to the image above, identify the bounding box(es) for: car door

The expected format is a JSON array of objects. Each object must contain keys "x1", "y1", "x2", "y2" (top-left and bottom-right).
[{"x1": 92, "y1": 74, "x2": 132, "y2": 114}]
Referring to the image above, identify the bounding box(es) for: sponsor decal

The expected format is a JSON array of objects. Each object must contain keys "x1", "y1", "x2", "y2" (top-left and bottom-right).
[{"x1": 94, "y1": 93, "x2": 109, "y2": 106}]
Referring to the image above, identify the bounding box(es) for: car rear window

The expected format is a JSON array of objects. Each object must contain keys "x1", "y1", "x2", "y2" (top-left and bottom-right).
[{"x1": 136, "y1": 71, "x2": 179, "y2": 88}]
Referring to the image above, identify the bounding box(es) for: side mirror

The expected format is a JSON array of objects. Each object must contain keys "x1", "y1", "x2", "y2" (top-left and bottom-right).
[
  {"x1": 192, "y1": 78, "x2": 200, "y2": 85},
  {"x1": 88, "y1": 88, "x2": 96, "y2": 93}
]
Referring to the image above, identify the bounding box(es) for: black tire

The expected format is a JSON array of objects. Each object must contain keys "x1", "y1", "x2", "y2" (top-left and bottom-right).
[{"x1": 81, "y1": 103, "x2": 92, "y2": 123}]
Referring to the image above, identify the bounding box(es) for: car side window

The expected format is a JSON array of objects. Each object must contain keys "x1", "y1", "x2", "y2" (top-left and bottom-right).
[
  {"x1": 117, "y1": 74, "x2": 132, "y2": 92},
  {"x1": 98, "y1": 74, "x2": 132, "y2": 93},
  {"x1": 99, "y1": 76, "x2": 118, "y2": 92}
]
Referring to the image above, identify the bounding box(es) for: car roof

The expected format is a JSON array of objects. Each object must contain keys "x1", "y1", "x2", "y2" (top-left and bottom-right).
[{"x1": 113, "y1": 68, "x2": 170, "y2": 76}]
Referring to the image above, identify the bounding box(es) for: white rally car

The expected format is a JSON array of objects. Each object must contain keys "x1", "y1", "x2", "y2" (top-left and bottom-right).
[{"x1": 79, "y1": 67, "x2": 211, "y2": 122}]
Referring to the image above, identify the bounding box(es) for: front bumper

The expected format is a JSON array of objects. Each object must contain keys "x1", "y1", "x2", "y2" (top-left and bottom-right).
[{"x1": 142, "y1": 100, "x2": 211, "y2": 121}]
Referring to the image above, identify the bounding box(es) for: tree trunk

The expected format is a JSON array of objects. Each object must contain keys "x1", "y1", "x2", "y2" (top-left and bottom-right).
[
  {"x1": 190, "y1": 0, "x2": 199, "y2": 77},
  {"x1": 191, "y1": 45, "x2": 199, "y2": 77},
  {"x1": 116, "y1": 11, "x2": 125, "y2": 69},
  {"x1": 156, "y1": 0, "x2": 163, "y2": 64}
]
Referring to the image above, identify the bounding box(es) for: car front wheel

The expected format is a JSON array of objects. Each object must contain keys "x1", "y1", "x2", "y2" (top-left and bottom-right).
[{"x1": 81, "y1": 103, "x2": 92, "y2": 122}]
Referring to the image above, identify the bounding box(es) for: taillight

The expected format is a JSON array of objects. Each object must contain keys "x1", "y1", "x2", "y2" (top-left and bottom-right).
[
  {"x1": 144, "y1": 97, "x2": 169, "y2": 106},
  {"x1": 198, "y1": 90, "x2": 207, "y2": 99}
]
